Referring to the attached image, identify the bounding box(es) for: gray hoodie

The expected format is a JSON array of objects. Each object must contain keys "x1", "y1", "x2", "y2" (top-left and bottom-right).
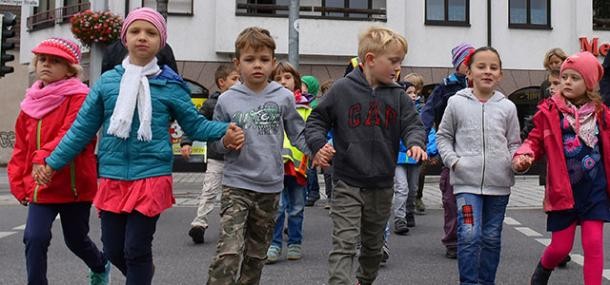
[
  {"x1": 209, "y1": 81, "x2": 310, "y2": 193},
  {"x1": 437, "y1": 88, "x2": 521, "y2": 196}
]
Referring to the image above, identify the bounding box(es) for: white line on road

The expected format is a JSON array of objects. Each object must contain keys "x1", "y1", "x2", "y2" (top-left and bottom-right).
[
  {"x1": 12, "y1": 224, "x2": 25, "y2": 230},
  {"x1": 603, "y1": 269, "x2": 610, "y2": 280},
  {"x1": 535, "y1": 238, "x2": 551, "y2": 246},
  {"x1": 0, "y1": 231, "x2": 17, "y2": 239},
  {"x1": 503, "y1": 217, "x2": 521, "y2": 225},
  {"x1": 514, "y1": 227, "x2": 542, "y2": 237},
  {"x1": 570, "y1": 254, "x2": 584, "y2": 266}
]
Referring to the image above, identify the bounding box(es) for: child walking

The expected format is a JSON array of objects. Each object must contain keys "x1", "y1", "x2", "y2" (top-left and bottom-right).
[
  {"x1": 8, "y1": 37, "x2": 110, "y2": 285},
  {"x1": 436, "y1": 47, "x2": 521, "y2": 285},
  {"x1": 266, "y1": 61, "x2": 312, "y2": 263},
  {"x1": 206, "y1": 27, "x2": 315, "y2": 284},
  {"x1": 514, "y1": 51, "x2": 610, "y2": 285},
  {"x1": 305, "y1": 26, "x2": 426, "y2": 285},
  {"x1": 36, "y1": 8, "x2": 241, "y2": 285},
  {"x1": 183, "y1": 64, "x2": 240, "y2": 244}
]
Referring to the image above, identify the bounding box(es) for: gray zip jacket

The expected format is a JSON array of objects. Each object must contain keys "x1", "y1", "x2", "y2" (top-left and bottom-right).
[
  {"x1": 209, "y1": 81, "x2": 310, "y2": 193},
  {"x1": 437, "y1": 88, "x2": 521, "y2": 195}
]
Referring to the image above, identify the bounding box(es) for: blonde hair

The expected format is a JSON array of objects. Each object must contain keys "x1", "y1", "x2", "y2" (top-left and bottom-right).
[
  {"x1": 30, "y1": 54, "x2": 83, "y2": 79},
  {"x1": 403, "y1": 73, "x2": 424, "y2": 91},
  {"x1": 357, "y1": 26, "x2": 408, "y2": 63},
  {"x1": 234, "y1": 27, "x2": 276, "y2": 59},
  {"x1": 543, "y1": 48, "x2": 568, "y2": 70}
]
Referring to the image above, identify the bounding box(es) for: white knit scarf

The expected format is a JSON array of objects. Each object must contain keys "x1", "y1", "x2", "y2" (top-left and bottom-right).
[{"x1": 107, "y1": 57, "x2": 160, "y2": 141}]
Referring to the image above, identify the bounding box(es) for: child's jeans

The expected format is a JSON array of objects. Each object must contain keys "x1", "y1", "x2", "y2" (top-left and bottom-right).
[
  {"x1": 100, "y1": 210, "x2": 159, "y2": 285},
  {"x1": 328, "y1": 179, "x2": 393, "y2": 285},
  {"x1": 306, "y1": 167, "x2": 320, "y2": 202},
  {"x1": 24, "y1": 202, "x2": 107, "y2": 285},
  {"x1": 392, "y1": 164, "x2": 421, "y2": 219},
  {"x1": 191, "y1": 158, "x2": 224, "y2": 229},
  {"x1": 207, "y1": 187, "x2": 279, "y2": 285},
  {"x1": 441, "y1": 166, "x2": 458, "y2": 250},
  {"x1": 455, "y1": 193, "x2": 509, "y2": 285},
  {"x1": 272, "y1": 176, "x2": 306, "y2": 248}
]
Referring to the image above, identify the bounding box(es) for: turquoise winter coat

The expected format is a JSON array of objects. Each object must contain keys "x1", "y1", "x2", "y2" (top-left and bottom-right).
[{"x1": 46, "y1": 66, "x2": 228, "y2": 180}]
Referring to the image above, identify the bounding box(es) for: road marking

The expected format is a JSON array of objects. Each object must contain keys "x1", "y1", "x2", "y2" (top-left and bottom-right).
[
  {"x1": 0, "y1": 231, "x2": 17, "y2": 239},
  {"x1": 514, "y1": 227, "x2": 542, "y2": 237},
  {"x1": 12, "y1": 224, "x2": 25, "y2": 230},
  {"x1": 507, "y1": 216, "x2": 610, "y2": 281},
  {"x1": 534, "y1": 238, "x2": 551, "y2": 246},
  {"x1": 503, "y1": 217, "x2": 521, "y2": 225}
]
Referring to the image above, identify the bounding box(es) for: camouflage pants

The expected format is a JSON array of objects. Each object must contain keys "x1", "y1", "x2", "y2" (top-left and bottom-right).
[{"x1": 207, "y1": 186, "x2": 280, "y2": 285}]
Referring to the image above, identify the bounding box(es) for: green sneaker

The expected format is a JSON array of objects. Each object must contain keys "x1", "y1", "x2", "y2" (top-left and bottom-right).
[
  {"x1": 286, "y1": 244, "x2": 302, "y2": 260},
  {"x1": 89, "y1": 261, "x2": 111, "y2": 285},
  {"x1": 266, "y1": 245, "x2": 281, "y2": 264}
]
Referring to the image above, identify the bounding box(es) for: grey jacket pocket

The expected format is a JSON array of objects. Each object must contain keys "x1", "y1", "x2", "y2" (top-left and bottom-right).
[{"x1": 450, "y1": 155, "x2": 482, "y2": 186}]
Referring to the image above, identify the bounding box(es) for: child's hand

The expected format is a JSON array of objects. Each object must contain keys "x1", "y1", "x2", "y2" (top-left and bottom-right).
[
  {"x1": 180, "y1": 145, "x2": 192, "y2": 159},
  {"x1": 407, "y1": 146, "x2": 427, "y2": 162},
  {"x1": 19, "y1": 198, "x2": 28, "y2": 206},
  {"x1": 32, "y1": 164, "x2": 54, "y2": 185},
  {"x1": 223, "y1": 123, "x2": 245, "y2": 151},
  {"x1": 512, "y1": 155, "x2": 533, "y2": 172},
  {"x1": 312, "y1": 143, "x2": 336, "y2": 168}
]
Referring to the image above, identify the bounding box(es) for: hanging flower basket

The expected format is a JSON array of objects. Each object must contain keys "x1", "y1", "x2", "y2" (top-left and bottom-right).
[{"x1": 71, "y1": 10, "x2": 123, "y2": 47}]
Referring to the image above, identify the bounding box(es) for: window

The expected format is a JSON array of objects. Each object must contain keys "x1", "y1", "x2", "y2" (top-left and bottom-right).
[
  {"x1": 27, "y1": 0, "x2": 55, "y2": 31},
  {"x1": 509, "y1": 0, "x2": 551, "y2": 29},
  {"x1": 142, "y1": 0, "x2": 194, "y2": 16},
  {"x1": 61, "y1": 0, "x2": 90, "y2": 22},
  {"x1": 594, "y1": 0, "x2": 610, "y2": 30},
  {"x1": 425, "y1": 0, "x2": 469, "y2": 26},
  {"x1": 235, "y1": 0, "x2": 387, "y2": 21}
]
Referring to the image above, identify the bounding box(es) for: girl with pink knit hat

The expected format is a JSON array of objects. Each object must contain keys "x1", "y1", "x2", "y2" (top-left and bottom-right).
[
  {"x1": 8, "y1": 37, "x2": 110, "y2": 285},
  {"x1": 514, "y1": 51, "x2": 610, "y2": 285},
  {"x1": 34, "y1": 7, "x2": 244, "y2": 284}
]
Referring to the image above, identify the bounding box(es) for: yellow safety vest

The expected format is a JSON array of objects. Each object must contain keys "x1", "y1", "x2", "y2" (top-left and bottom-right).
[{"x1": 282, "y1": 105, "x2": 312, "y2": 178}]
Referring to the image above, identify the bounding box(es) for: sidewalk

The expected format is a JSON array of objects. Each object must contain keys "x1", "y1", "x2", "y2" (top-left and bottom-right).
[{"x1": 0, "y1": 168, "x2": 545, "y2": 208}]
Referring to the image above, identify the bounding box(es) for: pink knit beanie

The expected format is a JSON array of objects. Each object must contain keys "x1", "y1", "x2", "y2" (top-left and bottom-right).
[
  {"x1": 560, "y1": 52, "x2": 604, "y2": 91},
  {"x1": 120, "y1": 7, "x2": 167, "y2": 48}
]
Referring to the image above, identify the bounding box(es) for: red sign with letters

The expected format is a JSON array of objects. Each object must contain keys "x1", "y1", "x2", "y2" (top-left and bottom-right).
[{"x1": 579, "y1": 37, "x2": 609, "y2": 57}]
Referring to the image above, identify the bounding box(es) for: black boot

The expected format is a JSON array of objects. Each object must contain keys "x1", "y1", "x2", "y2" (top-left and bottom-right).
[{"x1": 530, "y1": 261, "x2": 553, "y2": 285}]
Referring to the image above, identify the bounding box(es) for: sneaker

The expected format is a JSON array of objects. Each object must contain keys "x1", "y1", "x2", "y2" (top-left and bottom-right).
[
  {"x1": 405, "y1": 213, "x2": 416, "y2": 228},
  {"x1": 380, "y1": 243, "x2": 389, "y2": 266},
  {"x1": 286, "y1": 244, "x2": 302, "y2": 260},
  {"x1": 89, "y1": 260, "x2": 111, "y2": 285},
  {"x1": 558, "y1": 255, "x2": 571, "y2": 268},
  {"x1": 266, "y1": 245, "x2": 281, "y2": 264},
  {"x1": 415, "y1": 198, "x2": 426, "y2": 215},
  {"x1": 393, "y1": 218, "x2": 410, "y2": 235},
  {"x1": 445, "y1": 247, "x2": 457, "y2": 259},
  {"x1": 188, "y1": 226, "x2": 206, "y2": 244},
  {"x1": 324, "y1": 201, "x2": 331, "y2": 209}
]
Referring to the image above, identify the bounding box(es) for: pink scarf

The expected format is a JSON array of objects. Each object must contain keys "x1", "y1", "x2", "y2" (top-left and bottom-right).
[
  {"x1": 551, "y1": 94, "x2": 598, "y2": 148},
  {"x1": 20, "y1": 78, "x2": 90, "y2": 119}
]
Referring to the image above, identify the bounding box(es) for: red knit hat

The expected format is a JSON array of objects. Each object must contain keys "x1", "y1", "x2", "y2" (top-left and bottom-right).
[
  {"x1": 560, "y1": 51, "x2": 604, "y2": 91},
  {"x1": 32, "y1": 37, "x2": 81, "y2": 65}
]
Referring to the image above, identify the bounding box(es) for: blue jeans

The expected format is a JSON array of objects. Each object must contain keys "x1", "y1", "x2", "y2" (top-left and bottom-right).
[
  {"x1": 306, "y1": 168, "x2": 320, "y2": 202},
  {"x1": 100, "y1": 210, "x2": 159, "y2": 285},
  {"x1": 455, "y1": 193, "x2": 509, "y2": 285},
  {"x1": 272, "y1": 176, "x2": 306, "y2": 247},
  {"x1": 24, "y1": 203, "x2": 107, "y2": 285}
]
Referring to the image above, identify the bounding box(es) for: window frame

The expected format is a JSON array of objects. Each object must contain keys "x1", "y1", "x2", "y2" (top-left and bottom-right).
[
  {"x1": 508, "y1": 0, "x2": 552, "y2": 30},
  {"x1": 235, "y1": 0, "x2": 387, "y2": 22},
  {"x1": 141, "y1": 0, "x2": 194, "y2": 16},
  {"x1": 424, "y1": 0, "x2": 470, "y2": 27}
]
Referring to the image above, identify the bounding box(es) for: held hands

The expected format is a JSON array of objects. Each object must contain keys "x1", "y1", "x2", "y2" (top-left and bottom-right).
[
  {"x1": 32, "y1": 164, "x2": 55, "y2": 185},
  {"x1": 180, "y1": 145, "x2": 192, "y2": 159},
  {"x1": 223, "y1": 123, "x2": 245, "y2": 151},
  {"x1": 512, "y1": 154, "x2": 533, "y2": 173},
  {"x1": 407, "y1": 146, "x2": 428, "y2": 162},
  {"x1": 312, "y1": 143, "x2": 336, "y2": 168}
]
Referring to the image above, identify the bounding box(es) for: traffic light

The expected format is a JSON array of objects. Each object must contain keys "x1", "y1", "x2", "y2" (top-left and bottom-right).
[{"x1": 1, "y1": 12, "x2": 17, "y2": 77}]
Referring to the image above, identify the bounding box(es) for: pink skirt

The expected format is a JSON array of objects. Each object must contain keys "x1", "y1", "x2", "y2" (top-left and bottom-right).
[{"x1": 94, "y1": 176, "x2": 174, "y2": 217}]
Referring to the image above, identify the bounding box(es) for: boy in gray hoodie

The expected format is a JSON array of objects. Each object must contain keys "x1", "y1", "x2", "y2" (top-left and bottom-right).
[
  {"x1": 305, "y1": 26, "x2": 426, "y2": 285},
  {"x1": 206, "y1": 27, "x2": 317, "y2": 284}
]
